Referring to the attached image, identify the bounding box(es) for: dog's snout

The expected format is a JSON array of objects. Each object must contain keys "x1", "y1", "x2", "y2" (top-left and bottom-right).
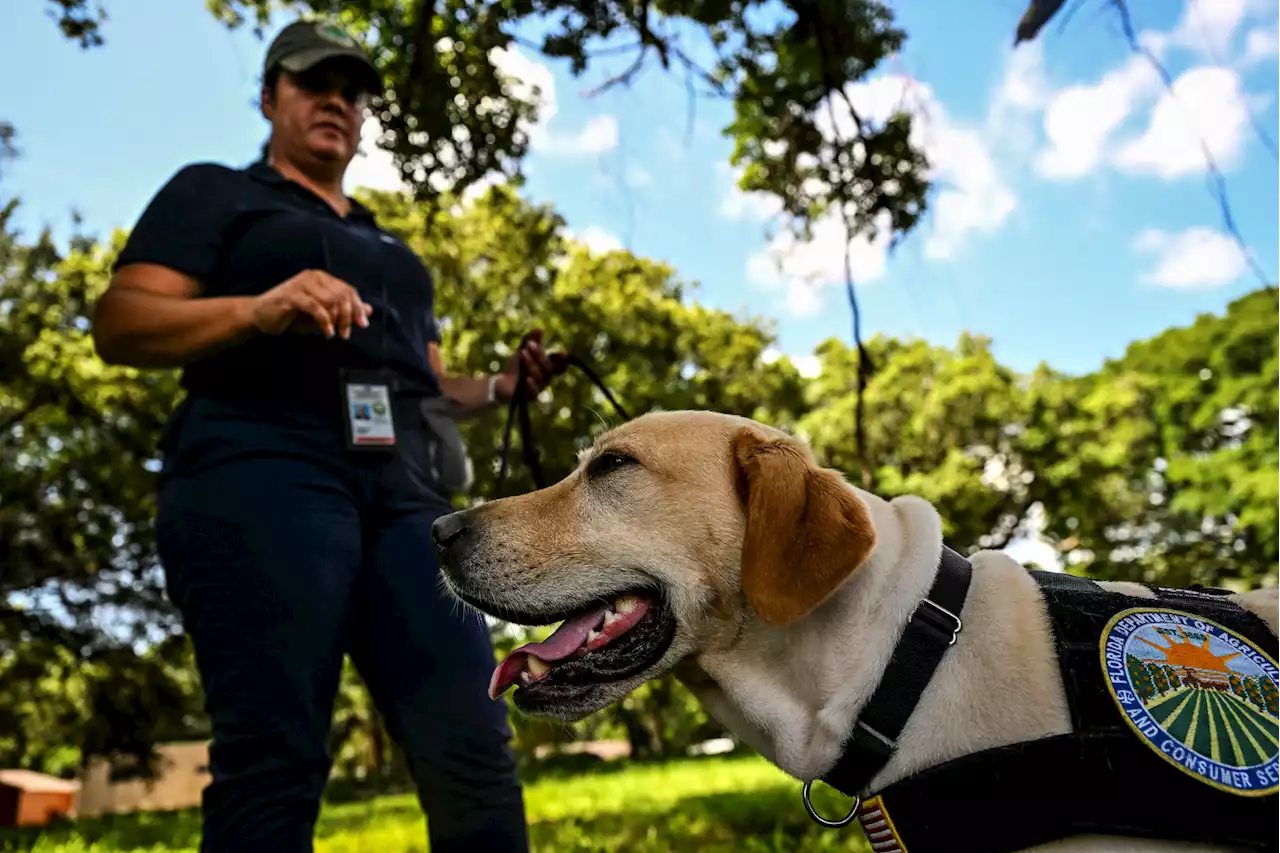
[{"x1": 431, "y1": 512, "x2": 470, "y2": 550}]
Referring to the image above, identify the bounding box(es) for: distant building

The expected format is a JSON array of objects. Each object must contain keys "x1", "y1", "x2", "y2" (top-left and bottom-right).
[
  {"x1": 76, "y1": 741, "x2": 211, "y2": 818},
  {"x1": 0, "y1": 769, "x2": 80, "y2": 828}
]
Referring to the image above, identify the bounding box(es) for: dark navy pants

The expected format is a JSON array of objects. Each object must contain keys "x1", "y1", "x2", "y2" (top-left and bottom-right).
[{"x1": 154, "y1": 395, "x2": 528, "y2": 853}]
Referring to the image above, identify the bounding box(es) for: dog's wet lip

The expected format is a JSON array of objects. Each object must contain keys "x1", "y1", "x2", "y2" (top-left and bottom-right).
[{"x1": 446, "y1": 586, "x2": 599, "y2": 628}]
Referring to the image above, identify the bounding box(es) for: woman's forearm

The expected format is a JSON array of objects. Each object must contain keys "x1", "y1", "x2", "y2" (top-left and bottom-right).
[
  {"x1": 93, "y1": 287, "x2": 258, "y2": 369},
  {"x1": 439, "y1": 374, "x2": 500, "y2": 419}
]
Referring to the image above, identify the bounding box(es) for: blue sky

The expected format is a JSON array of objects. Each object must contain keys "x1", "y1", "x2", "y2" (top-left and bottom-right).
[{"x1": 2, "y1": 0, "x2": 1277, "y2": 379}]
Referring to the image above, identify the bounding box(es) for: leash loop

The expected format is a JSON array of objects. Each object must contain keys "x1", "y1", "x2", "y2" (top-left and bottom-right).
[
  {"x1": 495, "y1": 333, "x2": 630, "y2": 497},
  {"x1": 802, "y1": 779, "x2": 860, "y2": 828}
]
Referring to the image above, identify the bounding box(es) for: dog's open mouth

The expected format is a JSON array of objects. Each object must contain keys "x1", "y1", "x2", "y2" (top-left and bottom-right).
[{"x1": 485, "y1": 589, "x2": 677, "y2": 706}]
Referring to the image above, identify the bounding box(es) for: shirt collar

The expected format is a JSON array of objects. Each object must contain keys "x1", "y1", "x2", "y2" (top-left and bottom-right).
[{"x1": 244, "y1": 160, "x2": 378, "y2": 225}]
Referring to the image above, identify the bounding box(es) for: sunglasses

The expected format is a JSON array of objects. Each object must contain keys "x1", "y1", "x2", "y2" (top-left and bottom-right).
[{"x1": 291, "y1": 62, "x2": 373, "y2": 106}]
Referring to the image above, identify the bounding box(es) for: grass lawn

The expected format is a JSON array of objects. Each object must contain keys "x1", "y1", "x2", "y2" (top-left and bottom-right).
[{"x1": 1, "y1": 754, "x2": 872, "y2": 852}]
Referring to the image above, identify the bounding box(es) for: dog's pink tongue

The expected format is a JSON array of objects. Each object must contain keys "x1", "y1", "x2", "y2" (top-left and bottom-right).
[{"x1": 488, "y1": 604, "x2": 611, "y2": 700}]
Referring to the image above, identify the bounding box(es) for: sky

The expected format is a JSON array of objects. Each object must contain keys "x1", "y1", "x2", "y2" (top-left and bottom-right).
[{"x1": 1, "y1": 0, "x2": 1277, "y2": 388}]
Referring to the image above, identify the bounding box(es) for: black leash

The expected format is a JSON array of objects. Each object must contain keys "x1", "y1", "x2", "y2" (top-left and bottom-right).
[{"x1": 496, "y1": 336, "x2": 630, "y2": 496}]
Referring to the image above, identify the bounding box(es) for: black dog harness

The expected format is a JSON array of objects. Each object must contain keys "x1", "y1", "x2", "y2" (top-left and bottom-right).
[{"x1": 807, "y1": 549, "x2": 1280, "y2": 852}]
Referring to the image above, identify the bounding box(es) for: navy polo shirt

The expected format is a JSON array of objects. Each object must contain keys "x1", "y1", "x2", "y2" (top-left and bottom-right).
[{"x1": 114, "y1": 160, "x2": 443, "y2": 412}]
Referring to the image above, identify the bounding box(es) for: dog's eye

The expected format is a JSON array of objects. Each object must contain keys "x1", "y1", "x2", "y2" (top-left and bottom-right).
[{"x1": 587, "y1": 451, "x2": 639, "y2": 478}]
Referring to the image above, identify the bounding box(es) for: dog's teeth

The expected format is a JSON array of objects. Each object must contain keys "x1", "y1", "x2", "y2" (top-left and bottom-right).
[
  {"x1": 586, "y1": 629, "x2": 603, "y2": 645},
  {"x1": 526, "y1": 655, "x2": 550, "y2": 677},
  {"x1": 519, "y1": 671, "x2": 533, "y2": 686},
  {"x1": 615, "y1": 596, "x2": 640, "y2": 614},
  {"x1": 602, "y1": 610, "x2": 622, "y2": 628}
]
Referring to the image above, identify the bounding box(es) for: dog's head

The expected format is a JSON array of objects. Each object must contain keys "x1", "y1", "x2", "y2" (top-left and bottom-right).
[{"x1": 433, "y1": 410, "x2": 878, "y2": 719}]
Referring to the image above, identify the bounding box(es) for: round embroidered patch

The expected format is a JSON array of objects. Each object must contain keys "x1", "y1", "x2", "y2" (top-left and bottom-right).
[{"x1": 1100, "y1": 607, "x2": 1279, "y2": 797}]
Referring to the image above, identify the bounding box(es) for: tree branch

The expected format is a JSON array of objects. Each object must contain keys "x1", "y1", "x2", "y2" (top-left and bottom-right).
[{"x1": 405, "y1": 0, "x2": 437, "y2": 103}]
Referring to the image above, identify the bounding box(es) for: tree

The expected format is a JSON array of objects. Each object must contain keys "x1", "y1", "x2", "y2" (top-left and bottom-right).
[
  {"x1": 1242, "y1": 677, "x2": 1265, "y2": 712},
  {"x1": 0, "y1": 188, "x2": 209, "y2": 777},
  {"x1": 1021, "y1": 288, "x2": 1279, "y2": 589},
  {"x1": 34, "y1": 0, "x2": 931, "y2": 256},
  {"x1": 1128, "y1": 656, "x2": 1156, "y2": 702},
  {"x1": 360, "y1": 183, "x2": 809, "y2": 499},
  {"x1": 798, "y1": 332, "x2": 1034, "y2": 550},
  {"x1": 1258, "y1": 677, "x2": 1277, "y2": 716},
  {"x1": 39, "y1": 0, "x2": 107, "y2": 47},
  {"x1": 0, "y1": 124, "x2": 15, "y2": 180},
  {"x1": 1150, "y1": 663, "x2": 1170, "y2": 696}
]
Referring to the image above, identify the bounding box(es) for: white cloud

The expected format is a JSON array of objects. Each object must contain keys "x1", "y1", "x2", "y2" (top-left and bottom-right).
[
  {"x1": 1133, "y1": 226, "x2": 1247, "y2": 288},
  {"x1": 1243, "y1": 26, "x2": 1280, "y2": 64},
  {"x1": 1114, "y1": 67, "x2": 1255, "y2": 178},
  {"x1": 761, "y1": 347, "x2": 822, "y2": 378},
  {"x1": 1033, "y1": 0, "x2": 1276, "y2": 182},
  {"x1": 861, "y1": 73, "x2": 1019, "y2": 261},
  {"x1": 544, "y1": 114, "x2": 620, "y2": 156},
  {"x1": 345, "y1": 117, "x2": 403, "y2": 194},
  {"x1": 1035, "y1": 57, "x2": 1160, "y2": 179},
  {"x1": 1146, "y1": 0, "x2": 1276, "y2": 61},
  {"x1": 995, "y1": 40, "x2": 1052, "y2": 113},
  {"x1": 719, "y1": 169, "x2": 783, "y2": 221},
  {"x1": 790, "y1": 354, "x2": 822, "y2": 378},
  {"x1": 729, "y1": 72, "x2": 1016, "y2": 315},
  {"x1": 490, "y1": 46, "x2": 619, "y2": 157},
  {"x1": 987, "y1": 41, "x2": 1052, "y2": 157},
  {"x1": 566, "y1": 225, "x2": 624, "y2": 255},
  {"x1": 489, "y1": 43, "x2": 556, "y2": 140},
  {"x1": 1193, "y1": 0, "x2": 1267, "y2": 55},
  {"x1": 746, "y1": 210, "x2": 895, "y2": 317}
]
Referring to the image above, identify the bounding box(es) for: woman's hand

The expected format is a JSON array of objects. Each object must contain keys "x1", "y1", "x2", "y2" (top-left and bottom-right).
[
  {"x1": 249, "y1": 269, "x2": 372, "y2": 340},
  {"x1": 494, "y1": 329, "x2": 565, "y2": 402}
]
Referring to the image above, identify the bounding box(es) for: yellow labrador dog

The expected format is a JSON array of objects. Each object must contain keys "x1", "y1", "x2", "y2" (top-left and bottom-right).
[{"x1": 432, "y1": 411, "x2": 1279, "y2": 853}]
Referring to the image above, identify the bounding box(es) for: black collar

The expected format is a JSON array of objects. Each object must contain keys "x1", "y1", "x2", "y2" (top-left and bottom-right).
[{"x1": 804, "y1": 545, "x2": 972, "y2": 826}]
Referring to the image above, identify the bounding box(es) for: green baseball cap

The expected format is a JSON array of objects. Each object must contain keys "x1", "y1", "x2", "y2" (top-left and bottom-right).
[{"x1": 263, "y1": 19, "x2": 382, "y2": 94}]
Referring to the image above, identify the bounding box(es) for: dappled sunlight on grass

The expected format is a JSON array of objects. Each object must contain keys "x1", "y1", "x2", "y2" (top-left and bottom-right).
[{"x1": 1, "y1": 754, "x2": 869, "y2": 853}]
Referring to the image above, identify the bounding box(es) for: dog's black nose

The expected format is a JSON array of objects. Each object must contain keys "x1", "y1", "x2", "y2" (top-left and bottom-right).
[{"x1": 431, "y1": 513, "x2": 469, "y2": 550}]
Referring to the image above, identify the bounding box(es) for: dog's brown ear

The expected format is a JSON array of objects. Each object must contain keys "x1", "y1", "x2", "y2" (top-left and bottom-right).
[{"x1": 734, "y1": 427, "x2": 877, "y2": 627}]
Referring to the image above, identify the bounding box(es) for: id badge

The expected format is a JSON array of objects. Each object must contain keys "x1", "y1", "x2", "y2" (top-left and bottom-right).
[{"x1": 340, "y1": 368, "x2": 398, "y2": 451}]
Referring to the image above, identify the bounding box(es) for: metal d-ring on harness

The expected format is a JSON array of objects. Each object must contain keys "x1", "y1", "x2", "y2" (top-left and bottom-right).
[
  {"x1": 495, "y1": 333, "x2": 631, "y2": 495},
  {"x1": 801, "y1": 778, "x2": 860, "y2": 828},
  {"x1": 801, "y1": 547, "x2": 972, "y2": 829}
]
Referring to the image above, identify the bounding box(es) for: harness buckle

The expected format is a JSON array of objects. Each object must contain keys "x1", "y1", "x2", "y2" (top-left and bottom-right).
[
  {"x1": 920, "y1": 597, "x2": 963, "y2": 646},
  {"x1": 802, "y1": 779, "x2": 861, "y2": 828}
]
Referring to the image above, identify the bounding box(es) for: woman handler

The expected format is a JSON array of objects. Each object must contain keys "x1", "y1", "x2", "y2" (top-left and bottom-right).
[{"x1": 91, "y1": 18, "x2": 551, "y2": 853}]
